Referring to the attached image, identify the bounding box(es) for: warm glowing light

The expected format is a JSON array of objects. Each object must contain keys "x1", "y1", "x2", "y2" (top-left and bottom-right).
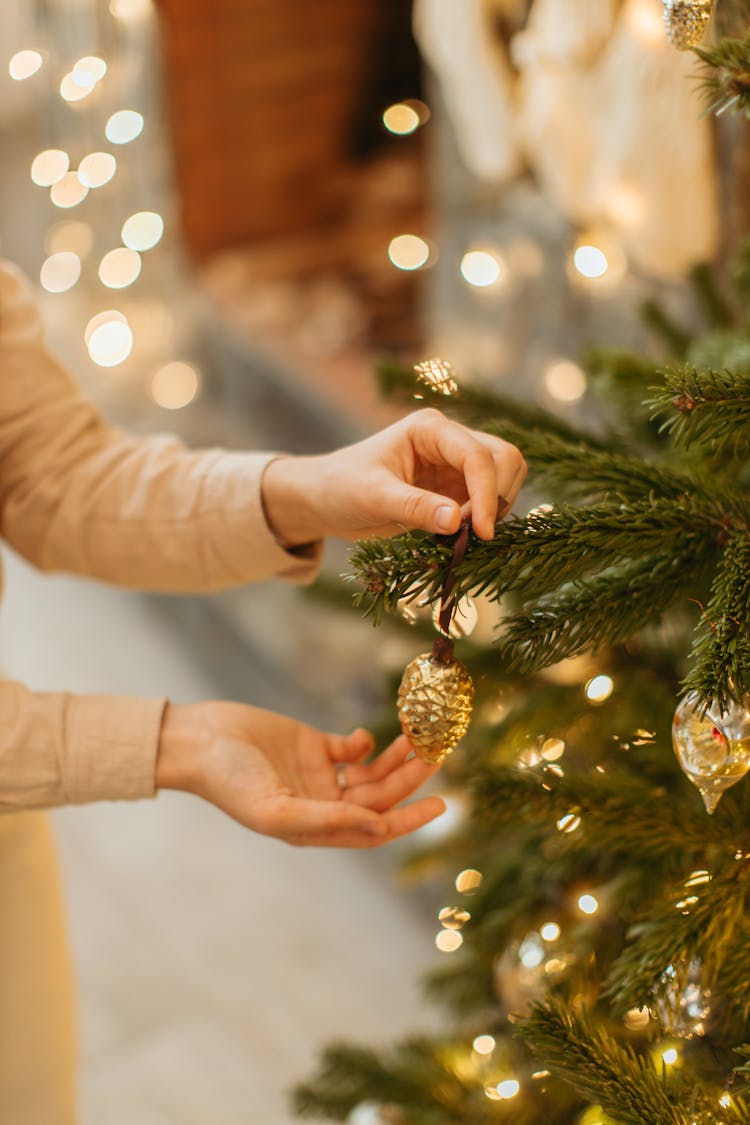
[
  {"x1": 585, "y1": 675, "x2": 614, "y2": 703},
  {"x1": 719, "y1": 1094, "x2": 732, "y2": 1109},
  {"x1": 383, "y1": 102, "x2": 420, "y2": 135},
  {"x1": 60, "y1": 71, "x2": 95, "y2": 102},
  {"x1": 540, "y1": 922, "x2": 561, "y2": 942},
  {"x1": 435, "y1": 929, "x2": 463, "y2": 953},
  {"x1": 121, "y1": 210, "x2": 164, "y2": 251},
  {"x1": 78, "y1": 152, "x2": 116, "y2": 188},
  {"x1": 577, "y1": 893, "x2": 599, "y2": 916},
  {"x1": 485, "y1": 1086, "x2": 502, "y2": 1102},
  {"x1": 573, "y1": 244, "x2": 609, "y2": 279},
  {"x1": 388, "y1": 234, "x2": 429, "y2": 270},
  {"x1": 31, "y1": 149, "x2": 70, "y2": 187},
  {"x1": 685, "y1": 869, "x2": 711, "y2": 887},
  {"x1": 85, "y1": 310, "x2": 127, "y2": 347},
  {"x1": 496, "y1": 1080, "x2": 520, "y2": 1100},
  {"x1": 607, "y1": 182, "x2": 645, "y2": 230},
  {"x1": 473, "y1": 1034, "x2": 495, "y2": 1055},
  {"x1": 85, "y1": 311, "x2": 132, "y2": 366},
  {"x1": 455, "y1": 869, "x2": 482, "y2": 894},
  {"x1": 73, "y1": 56, "x2": 107, "y2": 85},
  {"x1": 40, "y1": 252, "x2": 81, "y2": 293},
  {"x1": 519, "y1": 933, "x2": 544, "y2": 968},
  {"x1": 50, "y1": 173, "x2": 89, "y2": 209},
  {"x1": 661, "y1": 1047, "x2": 678, "y2": 1065},
  {"x1": 105, "y1": 109, "x2": 144, "y2": 144},
  {"x1": 541, "y1": 738, "x2": 565, "y2": 762},
  {"x1": 110, "y1": 0, "x2": 152, "y2": 19},
  {"x1": 544, "y1": 360, "x2": 587, "y2": 404},
  {"x1": 87, "y1": 317, "x2": 133, "y2": 368},
  {"x1": 9, "y1": 50, "x2": 43, "y2": 81},
  {"x1": 149, "y1": 361, "x2": 201, "y2": 409},
  {"x1": 556, "y1": 812, "x2": 581, "y2": 834},
  {"x1": 624, "y1": 1007, "x2": 650, "y2": 1031},
  {"x1": 99, "y1": 247, "x2": 142, "y2": 289},
  {"x1": 46, "y1": 220, "x2": 94, "y2": 259},
  {"x1": 438, "y1": 906, "x2": 470, "y2": 931},
  {"x1": 460, "y1": 249, "x2": 503, "y2": 288},
  {"x1": 628, "y1": 0, "x2": 665, "y2": 44}
]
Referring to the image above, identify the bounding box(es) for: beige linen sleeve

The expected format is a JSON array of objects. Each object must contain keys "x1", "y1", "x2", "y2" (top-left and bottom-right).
[
  {"x1": 0, "y1": 259, "x2": 322, "y2": 810},
  {"x1": 0, "y1": 259, "x2": 322, "y2": 591}
]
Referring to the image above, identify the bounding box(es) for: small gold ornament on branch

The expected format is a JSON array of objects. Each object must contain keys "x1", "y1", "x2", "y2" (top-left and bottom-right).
[
  {"x1": 397, "y1": 521, "x2": 475, "y2": 764},
  {"x1": 672, "y1": 692, "x2": 750, "y2": 812},
  {"x1": 662, "y1": 0, "x2": 713, "y2": 50},
  {"x1": 413, "y1": 357, "x2": 459, "y2": 396}
]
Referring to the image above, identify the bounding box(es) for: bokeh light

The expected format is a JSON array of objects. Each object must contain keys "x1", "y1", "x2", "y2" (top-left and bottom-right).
[
  {"x1": 40, "y1": 252, "x2": 81, "y2": 293},
  {"x1": 577, "y1": 893, "x2": 599, "y2": 916},
  {"x1": 460, "y1": 248, "x2": 503, "y2": 288},
  {"x1": 149, "y1": 361, "x2": 201, "y2": 409},
  {"x1": 388, "y1": 234, "x2": 430, "y2": 270},
  {"x1": 78, "y1": 152, "x2": 117, "y2": 188},
  {"x1": 472, "y1": 1035, "x2": 495, "y2": 1055},
  {"x1": 50, "y1": 172, "x2": 89, "y2": 209},
  {"x1": 85, "y1": 311, "x2": 132, "y2": 367},
  {"x1": 98, "y1": 247, "x2": 142, "y2": 289},
  {"x1": 45, "y1": 220, "x2": 94, "y2": 259},
  {"x1": 544, "y1": 360, "x2": 587, "y2": 404},
  {"x1": 31, "y1": 149, "x2": 69, "y2": 187},
  {"x1": 121, "y1": 210, "x2": 164, "y2": 251},
  {"x1": 9, "y1": 50, "x2": 43, "y2": 81},
  {"x1": 105, "y1": 109, "x2": 144, "y2": 144},
  {"x1": 382, "y1": 102, "x2": 420, "y2": 135},
  {"x1": 585, "y1": 675, "x2": 614, "y2": 704},
  {"x1": 435, "y1": 929, "x2": 463, "y2": 953}
]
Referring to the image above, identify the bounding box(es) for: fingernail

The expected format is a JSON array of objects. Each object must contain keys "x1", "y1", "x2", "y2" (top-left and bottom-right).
[{"x1": 435, "y1": 505, "x2": 458, "y2": 532}]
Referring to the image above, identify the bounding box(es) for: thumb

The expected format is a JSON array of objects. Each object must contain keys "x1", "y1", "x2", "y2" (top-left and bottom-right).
[{"x1": 380, "y1": 480, "x2": 461, "y2": 535}]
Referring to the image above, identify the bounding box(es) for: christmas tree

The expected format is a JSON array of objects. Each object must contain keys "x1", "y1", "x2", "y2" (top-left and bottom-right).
[{"x1": 294, "y1": 8, "x2": 750, "y2": 1124}]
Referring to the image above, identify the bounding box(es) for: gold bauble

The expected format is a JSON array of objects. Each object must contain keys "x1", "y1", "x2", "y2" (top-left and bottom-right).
[
  {"x1": 662, "y1": 0, "x2": 713, "y2": 49},
  {"x1": 398, "y1": 652, "x2": 474, "y2": 764},
  {"x1": 672, "y1": 692, "x2": 750, "y2": 813}
]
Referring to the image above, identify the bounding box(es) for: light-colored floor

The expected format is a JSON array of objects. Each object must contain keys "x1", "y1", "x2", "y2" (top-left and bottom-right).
[{"x1": 0, "y1": 547, "x2": 442, "y2": 1125}]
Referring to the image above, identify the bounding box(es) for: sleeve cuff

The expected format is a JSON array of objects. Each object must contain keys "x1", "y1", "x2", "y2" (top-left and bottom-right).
[{"x1": 63, "y1": 693, "x2": 167, "y2": 804}]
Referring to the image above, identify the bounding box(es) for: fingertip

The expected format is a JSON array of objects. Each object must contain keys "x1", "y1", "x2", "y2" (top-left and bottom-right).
[{"x1": 435, "y1": 502, "x2": 461, "y2": 534}]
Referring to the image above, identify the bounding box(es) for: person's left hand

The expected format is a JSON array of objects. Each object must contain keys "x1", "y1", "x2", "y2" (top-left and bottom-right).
[
  {"x1": 261, "y1": 407, "x2": 527, "y2": 545},
  {"x1": 157, "y1": 700, "x2": 446, "y2": 847}
]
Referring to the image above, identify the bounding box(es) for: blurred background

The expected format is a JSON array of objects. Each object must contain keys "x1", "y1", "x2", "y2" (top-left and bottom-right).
[{"x1": 0, "y1": 1, "x2": 740, "y2": 1122}]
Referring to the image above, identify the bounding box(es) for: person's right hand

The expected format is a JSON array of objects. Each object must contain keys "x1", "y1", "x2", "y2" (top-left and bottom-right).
[{"x1": 156, "y1": 700, "x2": 446, "y2": 848}]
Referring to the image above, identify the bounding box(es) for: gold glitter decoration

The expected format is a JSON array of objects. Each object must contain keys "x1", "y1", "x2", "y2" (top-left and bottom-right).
[
  {"x1": 398, "y1": 652, "x2": 474, "y2": 764},
  {"x1": 672, "y1": 692, "x2": 750, "y2": 813},
  {"x1": 662, "y1": 0, "x2": 713, "y2": 49},
  {"x1": 414, "y1": 357, "x2": 459, "y2": 396}
]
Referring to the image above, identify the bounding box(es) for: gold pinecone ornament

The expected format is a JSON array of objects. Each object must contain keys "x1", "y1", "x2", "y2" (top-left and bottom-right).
[
  {"x1": 398, "y1": 650, "x2": 475, "y2": 765},
  {"x1": 662, "y1": 0, "x2": 713, "y2": 49}
]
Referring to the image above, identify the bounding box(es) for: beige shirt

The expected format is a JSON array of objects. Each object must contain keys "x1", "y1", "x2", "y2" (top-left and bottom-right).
[{"x1": 0, "y1": 259, "x2": 322, "y2": 811}]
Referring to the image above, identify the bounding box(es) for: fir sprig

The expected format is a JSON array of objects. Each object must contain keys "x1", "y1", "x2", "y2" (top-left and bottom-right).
[
  {"x1": 696, "y1": 30, "x2": 750, "y2": 118},
  {"x1": 516, "y1": 1000, "x2": 692, "y2": 1125},
  {"x1": 650, "y1": 366, "x2": 750, "y2": 453}
]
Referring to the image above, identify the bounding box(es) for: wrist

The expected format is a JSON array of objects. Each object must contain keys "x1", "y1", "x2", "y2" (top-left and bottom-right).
[
  {"x1": 156, "y1": 702, "x2": 205, "y2": 793},
  {"x1": 260, "y1": 455, "x2": 326, "y2": 548}
]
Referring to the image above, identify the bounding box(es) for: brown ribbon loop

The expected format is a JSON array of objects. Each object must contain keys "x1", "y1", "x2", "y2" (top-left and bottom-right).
[{"x1": 432, "y1": 518, "x2": 471, "y2": 665}]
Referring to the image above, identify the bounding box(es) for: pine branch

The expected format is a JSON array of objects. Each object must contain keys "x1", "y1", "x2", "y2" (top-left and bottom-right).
[
  {"x1": 470, "y1": 764, "x2": 722, "y2": 864},
  {"x1": 350, "y1": 499, "x2": 724, "y2": 623},
  {"x1": 696, "y1": 30, "x2": 750, "y2": 119},
  {"x1": 650, "y1": 366, "x2": 750, "y2": 453},
  {"x1": 603, "y1": 860, "x2": 750, "y2": 1019},
  {"x1": 497, "y1": 551, "x2": 713, "y2": 675},
  {"x1": 516, "y1": 999, "x2": 692, "y2": 1124},
  {"x1": 681, "y1": 529, "x2": 750, "y2": 709}
]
